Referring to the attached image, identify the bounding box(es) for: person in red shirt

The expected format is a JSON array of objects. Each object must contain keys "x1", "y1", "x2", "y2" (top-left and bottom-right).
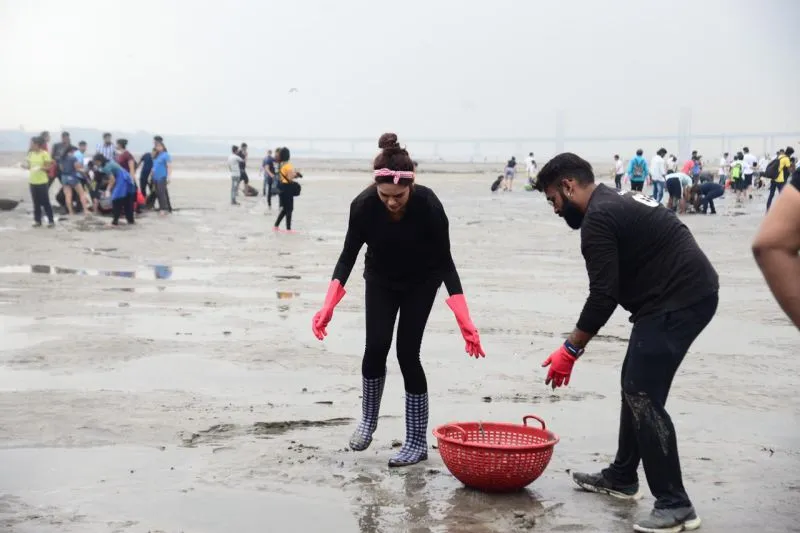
[
  {"x1": 115, "y1": 139, "x2": 136, "y2": 177},
  {"x1": 681, "y1": 157, "x2": 695, "y2": 175}
]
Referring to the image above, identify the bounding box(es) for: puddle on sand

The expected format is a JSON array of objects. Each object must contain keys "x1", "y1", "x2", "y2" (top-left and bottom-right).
[{"x1": 180, "y1": 418, "x2": 353, "y2": 447}]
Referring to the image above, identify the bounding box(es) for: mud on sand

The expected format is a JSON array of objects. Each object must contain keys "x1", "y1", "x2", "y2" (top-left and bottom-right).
[{"x1": 0, "y1": 168, "x2": 798, "y2": 533}]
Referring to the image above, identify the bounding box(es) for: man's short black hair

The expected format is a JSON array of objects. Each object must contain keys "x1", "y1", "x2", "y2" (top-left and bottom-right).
[
  {"x1": 636, "y1": 149, "x2": 643, "y2": 156},
  {"x1": 534, "y1": 152, "x2": 595, "y2": 192},
  {"x1": 786, "y1": 146, "x2": 795, "y2": 156},
  {"x1": 657, "y1": 147, "x2": 667, "y2": 157},
  {"x1": 103, "y1": 132, "x2": 112, "y2": 138},
  {"x1": 231, "y1": 145, "x2": 239, "y2": 153},
  {"x1": 61, "y1": 131, "x2": 70, "y2": 138},
  {"x1": 154, "y1": 135, "x2": 163, "y2": 142},
  {"x1": 78, "y1": 140, "x2": 87, "y2": 146}
]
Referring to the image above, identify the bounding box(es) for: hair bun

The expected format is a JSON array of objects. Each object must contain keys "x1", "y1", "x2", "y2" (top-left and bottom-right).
[{"x1": 378, "y1": 133, "x2": 400, "y2": 150}]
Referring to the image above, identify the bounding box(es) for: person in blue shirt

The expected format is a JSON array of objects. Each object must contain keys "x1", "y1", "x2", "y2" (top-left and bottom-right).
[
  {"x1": 92, "y1": 154, "x2": 137, "y2": 225},
  {"x1": 151, "y1": 140, "x2": 173, "y2": 214},
  {"x1": 626, "y1": 149, "x2": 649, "y2": 192},
  {"x1": 262, "y1": 149, "x2": 276, "y2": 208},
  {"x1": 75, "y1": 141, "x2": 88, "y2": 166}
]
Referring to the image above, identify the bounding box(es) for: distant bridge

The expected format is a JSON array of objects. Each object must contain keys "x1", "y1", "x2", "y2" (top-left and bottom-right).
[{"x1": 191, "y1": 131, "x2": 800, "y2": 159}]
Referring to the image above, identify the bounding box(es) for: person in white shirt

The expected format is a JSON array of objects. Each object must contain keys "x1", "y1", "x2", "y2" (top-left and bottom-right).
[
  {"x1": 718, "y1": 152, "x2": 731, "y2": 186},
  {"x1": 649, "y1": 148, "x2": 668, "y2": 203},
  {"x1": 226, "y1": 145, "x2": 244, "y2": 205},
  {"x1": 666, "y1": 154, "x2": 678, "y2": 173},
  {"x1": 756, "y1": 153, "x2": 769, "y2": 189},
  {"x1": 742, "y1": 147, "x2": 759, "y2": 198},
  {"x1": 613, "y1": 154, "x2": 624, "y2": 190},
  {"x1": 525, "y1": 152, "x2": 537, "y2": 182}
]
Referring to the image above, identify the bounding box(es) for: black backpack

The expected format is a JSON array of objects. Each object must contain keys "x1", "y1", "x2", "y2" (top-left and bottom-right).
[{"x1": 764, "y1": 158, "x2": 781, "y2": 180}]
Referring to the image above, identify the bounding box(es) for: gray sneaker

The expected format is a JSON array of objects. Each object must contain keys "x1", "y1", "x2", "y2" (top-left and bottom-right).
[
  {"x1": 572, "y1": 471, "x2": 641, "y2": 500},
  {"x1": 633, "y1": 506, "x2": 701, "y2": 533}
]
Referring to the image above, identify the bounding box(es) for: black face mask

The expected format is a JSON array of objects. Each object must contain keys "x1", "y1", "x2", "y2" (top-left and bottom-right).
[{"x1": 559, "y1": 190, "x2": 584, "y2": 230}]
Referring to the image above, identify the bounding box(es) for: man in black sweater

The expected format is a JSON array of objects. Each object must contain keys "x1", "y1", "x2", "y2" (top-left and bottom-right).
[{"x1": 535, "y1": 153, "x2": 719, "y2": 533}]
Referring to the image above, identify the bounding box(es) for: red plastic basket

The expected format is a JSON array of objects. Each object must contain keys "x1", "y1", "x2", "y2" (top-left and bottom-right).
[{"x1": 432, "y1": 414, "x2": 559, "y2": 492}]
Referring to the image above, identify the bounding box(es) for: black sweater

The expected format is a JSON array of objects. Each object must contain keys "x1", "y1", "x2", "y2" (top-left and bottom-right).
[
  {"x1": 577, "y1": 185, "x2": 719, "y2": 334},
  {"x1": 332, "y1": 185, "x2": 463, "y2": 295}
]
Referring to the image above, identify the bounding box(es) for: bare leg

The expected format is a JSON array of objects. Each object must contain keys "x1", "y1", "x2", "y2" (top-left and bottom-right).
[
  {"x1": 64, "y1": 186, "x2": 74, "y2": 215},
  {"x1": 74, "y1": 183, "x2": 90, "y2": 214}
]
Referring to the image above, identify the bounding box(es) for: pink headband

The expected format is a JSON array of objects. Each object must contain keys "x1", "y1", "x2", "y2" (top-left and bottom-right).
[{"x1": 374, "y1": 168, "x2": 415, "y2": 184}]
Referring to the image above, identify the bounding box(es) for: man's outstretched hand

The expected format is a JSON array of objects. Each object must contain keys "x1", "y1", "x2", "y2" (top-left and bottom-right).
[{"x1": 541, "y1": 344, "x2": 578, "y2": 389}]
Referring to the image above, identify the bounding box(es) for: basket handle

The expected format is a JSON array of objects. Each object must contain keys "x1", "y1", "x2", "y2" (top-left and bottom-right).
[
  {"x1": 446, "y1": 424, "x2": 468, "y2": 441},
  {"x1": 523, "y1": 415, "x2": 546, "y2": 430}
]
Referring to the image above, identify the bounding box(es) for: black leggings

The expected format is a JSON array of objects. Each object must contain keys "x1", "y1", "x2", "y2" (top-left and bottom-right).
[
  {"x1": 30, "y1": 183, "x2": 54, "y2": 224},
  {"x1": 112, "y1": 194, "x2": 135, "y2": 225},
  {"x1": 362, "y1": 280, "x2": 439, "y2": 394},
  {"x1": 274, "y1": 192, "x2": 294, "y2": 229}
]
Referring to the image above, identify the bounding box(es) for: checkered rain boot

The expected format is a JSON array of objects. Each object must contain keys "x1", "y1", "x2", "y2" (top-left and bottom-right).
[
  {"x1": 388, "y1": 392, "x2": 429, "y2": 467},
  {"x1": 348, "y1": 375, "x2": 386, "y2": 451}
]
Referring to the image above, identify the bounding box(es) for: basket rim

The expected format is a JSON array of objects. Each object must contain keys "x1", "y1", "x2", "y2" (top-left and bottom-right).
[{"x1": 432, "y1": 421, "x2": 560, "y2": 451}]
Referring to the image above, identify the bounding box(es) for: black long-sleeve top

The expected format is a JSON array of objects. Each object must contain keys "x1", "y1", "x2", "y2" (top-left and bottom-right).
[
  {"x1": 576, "y1": 184, "x2": 719, "y2": 334},
  {"x1": 332, "y1": 184, "x2": 464, "y2": 295}
]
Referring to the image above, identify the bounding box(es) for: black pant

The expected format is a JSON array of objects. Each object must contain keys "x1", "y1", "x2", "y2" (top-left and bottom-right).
[
  {"x1": 139, "y1": 175, "x2": 150, "y2": 199},
  {"x1": 362, "y1": 280, "x2": 439, "y2": 394},
  {"x1": 766, "y1": 180, "x2": 785, "y2": 211},
  {"x1": 112, "y1": 194, "x2": 135, "y2": 225},
  {"x1": 630, "y1": 181, "x2": 644, "y2": 191},
  {"x1": 614, "y1": 174, "x2": 622, "y2": 190},
  {"x1": 29, "y1": 183, "x2": 54, "y2": 224},
  {"x1": 700, "y1": 184, "x2": 724, "y2": 213},
  {"x1": 274, "y1": 192, "x2": 294, "y2": 229},
  {"x1": 603, "y1": 293, "x2": 718, "y2": 509},
  {"x1": 264, "y1": 177, "x2": 274, "y2": 207}
]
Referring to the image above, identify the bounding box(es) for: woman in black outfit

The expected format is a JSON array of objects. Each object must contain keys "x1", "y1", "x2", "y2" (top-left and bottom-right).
[
  {"x1": 273, "y1": 147, "x2": 298, "y2": 232},
  {"x1": 311, "y1": 133, "x2": 485, "y2": 467}
]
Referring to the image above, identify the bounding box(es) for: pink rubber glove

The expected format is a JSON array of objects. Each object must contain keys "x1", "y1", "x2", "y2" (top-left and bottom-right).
[
  {"x1": 446, "y1": 294, "x2": 485, "y2": 358},
  {"x1": 541, "y1": 343, "x2": 579, "y2": 389},
  {"x1": 312, "y1": 280, "x2": 346, "y2": 340}
]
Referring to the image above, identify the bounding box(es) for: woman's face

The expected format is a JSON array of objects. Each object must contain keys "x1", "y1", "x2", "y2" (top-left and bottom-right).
[{"x1": 377, "y1": 183, "x2": 411, "y2": 214}]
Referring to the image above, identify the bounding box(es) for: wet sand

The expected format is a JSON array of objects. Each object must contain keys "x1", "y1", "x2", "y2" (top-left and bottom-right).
[{"x1": 0, "y1": 166, "x2": 798, "y2": 533}]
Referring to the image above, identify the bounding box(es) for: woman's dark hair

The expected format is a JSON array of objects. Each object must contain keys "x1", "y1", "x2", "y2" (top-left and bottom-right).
[
  {"x1": 31, "y1": 136, "x2": 45, "y2": 149},
  {"x1": 279, "y1": 147, "x2": 290, "y2": 162},
  {"x1": 534, "y1": 152, "x2": 595, "y2": 192},
  {"x1": 231, "y1": 145, "x2": 239, "y2": 153},
  {"x1": 373, "y1": 133, "x2": 414, "y2": 186},
  {"x1": 93, "y1": 154, "x2": 108, "y2": 165},
  {"x1": 116, "y1": 138, "x2": 128, "y2": 149}
]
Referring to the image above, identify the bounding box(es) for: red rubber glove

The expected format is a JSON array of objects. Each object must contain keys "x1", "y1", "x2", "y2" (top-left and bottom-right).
[
  {"x1": 446, "y1": 294, "x2": 485, "y2": 358},
  {"x1": 312, "y1": 279, "x2": 346, "y2": 340},
  {"x1": 541, "y1": 343, "x2": 579, "y2": 389}
]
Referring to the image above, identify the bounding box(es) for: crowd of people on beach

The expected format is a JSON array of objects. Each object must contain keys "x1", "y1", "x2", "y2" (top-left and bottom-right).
[
  {"x1": 608, "y1": 146, "x2": 796, "y2": 215},
  {"x1": 493, "y1": 145, "x2": 797, "y2": 217},
  {"x1": 21, "y1": 131, "x2": 173, "y2": 227}
]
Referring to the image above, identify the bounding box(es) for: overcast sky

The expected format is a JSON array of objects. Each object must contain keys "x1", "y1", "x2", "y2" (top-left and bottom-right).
[{"x1": 1, "y1": 0, "x2": 798, "y2": 141}]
